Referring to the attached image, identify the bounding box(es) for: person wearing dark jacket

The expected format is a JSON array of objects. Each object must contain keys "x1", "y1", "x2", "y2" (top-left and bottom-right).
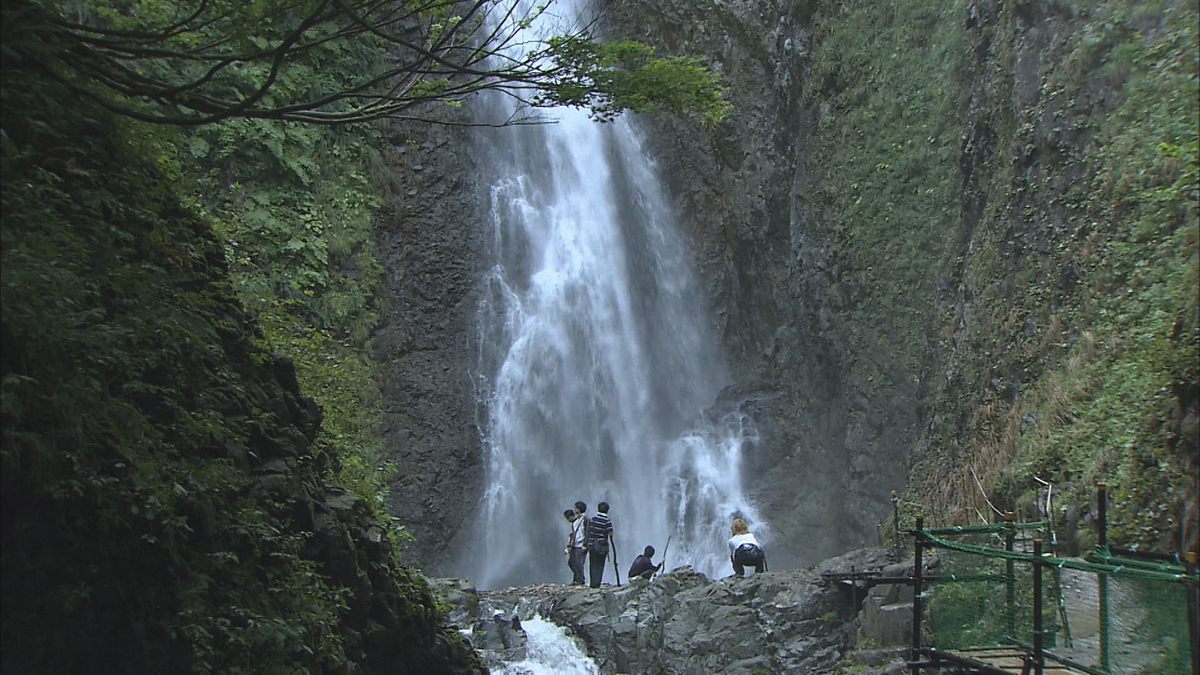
[{"x1": 628, "y1": 545, "x2": 661, "y2": 580}]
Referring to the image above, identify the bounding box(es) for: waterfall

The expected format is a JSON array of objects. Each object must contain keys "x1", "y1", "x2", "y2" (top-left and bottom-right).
[{"x1": 467, "y1": 0, "x2": 764, "y2": 590}]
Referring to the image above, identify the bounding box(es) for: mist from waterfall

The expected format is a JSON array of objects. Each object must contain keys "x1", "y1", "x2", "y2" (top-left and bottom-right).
[{"x1": 466, "y1": 0, "x2": 764, "y2": 590}]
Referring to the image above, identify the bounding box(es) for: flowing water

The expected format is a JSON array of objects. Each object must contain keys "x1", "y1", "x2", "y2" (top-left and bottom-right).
[
  {"x1": 494, "y1": 616, "x2": 599, "y2": 675},
  {"x1": 467, "y1": 0, "x2": 765, "y2": 590}
]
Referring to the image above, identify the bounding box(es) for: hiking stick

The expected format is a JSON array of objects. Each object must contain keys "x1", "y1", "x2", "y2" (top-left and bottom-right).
[
  {"x1": 655, "y1": 535, "x2": 672, "y2": 578},
  {"x1": 611, "y1": 536, "x2": 621, "y2": 585}
]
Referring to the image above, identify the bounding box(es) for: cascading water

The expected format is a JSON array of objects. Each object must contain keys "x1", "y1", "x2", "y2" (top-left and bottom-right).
[
  {"x1": 467, "y1": 0, "x2": 765, "y2": 590},
  {"x1": 494, "y1": 616, "x2": 599, "y2": 675}
]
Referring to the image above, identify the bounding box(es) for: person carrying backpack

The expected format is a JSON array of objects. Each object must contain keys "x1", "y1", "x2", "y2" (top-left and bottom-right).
[
  {"x1": 727, "y1": 517, "x2": 766, "y2": 577},
  {"x1": 587, "y1": 501, "x2": 614, "y2": 588}
]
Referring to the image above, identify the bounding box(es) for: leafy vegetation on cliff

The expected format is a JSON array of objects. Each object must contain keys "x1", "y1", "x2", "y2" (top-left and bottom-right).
[
  {"x1": 2, "y1": 65, "x2": 340, "y2": 672},
  {"x1": 0, "y1": 5, "x2": 477, "y2": 673},
  {"x1": 810, "y1": 0, "x2": 968, "y2": 393},
  {"x1": 811, "y1": 0, "x2": 1197, "y2": 552},
  {"x1": 176, "y1": 115, "x2": 402, "y2": 537},
  {"x1": 970, "y1": 0, "x2": 1199, "y2": 549}
]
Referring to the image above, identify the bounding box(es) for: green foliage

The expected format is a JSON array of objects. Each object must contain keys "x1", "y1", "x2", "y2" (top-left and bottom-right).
[
  {"x1": 994, "y1": 0, "x2": 1198, "y2": 546},
  {"x1": 809, "y1": 0, "x2": 968, "y2": 374},
  {"x1": 0, "y1": 23, "x2": 480, "y2": 669},
  {"x1": 179, "y1": 110, "x2": 399, "y2": 537},
  {"x1": 544, "y1": 36, "x2": 732, "y2": 124},
  {"x1": 0, "y1": 68, "x2": 350, "y2": 670},
  {"x1": 812, "y1": 0, "x2": 1196, "y2": 554},
  {"x1": 28, "y1": 0, "x2": 731, "y2": 125},
  {"x1": 880, "y1": 0, "x2": 1199, "y2": 551}
]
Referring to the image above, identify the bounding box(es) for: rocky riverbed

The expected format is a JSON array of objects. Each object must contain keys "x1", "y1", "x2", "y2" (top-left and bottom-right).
[{"x1": 432, "y1": 547, "x2": 917, "y2": 674}]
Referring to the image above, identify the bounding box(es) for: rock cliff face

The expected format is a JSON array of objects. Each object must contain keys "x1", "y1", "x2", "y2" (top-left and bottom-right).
[
  {"x1": 604, "y1": 0, "x2": 929, "y2": 568},
  {"x1": 600, "y1": 0, "x2": 1198, "y2": 559},
  {"x1": 373, "y1": 119, "x2": 490, "y2": 574}
]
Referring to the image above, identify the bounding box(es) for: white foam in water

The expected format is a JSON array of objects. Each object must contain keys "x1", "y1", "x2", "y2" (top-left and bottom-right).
[{"x1": 495, "y1": 616, "x2": 599, "y2": 675}]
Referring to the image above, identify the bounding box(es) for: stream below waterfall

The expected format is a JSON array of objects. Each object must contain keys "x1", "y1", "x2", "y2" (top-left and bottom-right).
[{"x1": 493, "y1": 615, "x2": 599, "y2": 675}]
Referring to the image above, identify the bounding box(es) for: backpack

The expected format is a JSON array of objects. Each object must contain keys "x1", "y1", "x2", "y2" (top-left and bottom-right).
[{"x1": 587, "y1": 514, "x2": 611, "y2": 554}]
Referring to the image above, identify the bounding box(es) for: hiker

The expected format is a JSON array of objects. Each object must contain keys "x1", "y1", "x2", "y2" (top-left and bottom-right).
[
  {"x1": 568, "y1": 501, "x2": 589, "y2": 585},
  {"x1": 628, "y1": 545, "x2": 662, "y2": 580},
  {"x1": 587, "y1": 501, "x2": 614, "y2": 588},
  {"x1": 727, "y1": 517, "x2": 767, "y2": 577},
  {"x1": 563, "y1": 509, "x2": 578, "y2": 576}
]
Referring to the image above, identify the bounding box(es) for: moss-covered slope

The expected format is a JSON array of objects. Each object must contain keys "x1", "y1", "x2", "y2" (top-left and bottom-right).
[
  {"x1": 607, "y1": 0, "x2": 1197, "y2": 558},
  {"x1": 0, "y1": 11, "x2": 482, "y2": 674}
]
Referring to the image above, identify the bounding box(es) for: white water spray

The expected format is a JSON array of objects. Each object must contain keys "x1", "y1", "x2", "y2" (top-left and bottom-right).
[
  {"x1": 468, "y1": 0, "x2": 764, "y2": 590},
  {"x1": 494, "y1": 616, "x2": 598, "y2": 675}
]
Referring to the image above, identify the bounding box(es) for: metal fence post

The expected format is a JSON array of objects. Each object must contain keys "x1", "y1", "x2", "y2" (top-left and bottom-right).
[
  {"x1": 911, "y1": 514, "x2": 925, "y2": 672},
  {"x1": 1005, "y1": 511, "x2": 1016, "y2": 638},
  {"x1": 1033, "y1": 538, "x2": 1045, "y2": 675},
  {"x1": 1187, "y1": 550, "x2": 1198, "y2": 675},
  {"x1": 893, "y1": 490, "x2": 901, "y2": 561},
  {"x1": 1096, "y1": 483, "x2": 1110, "y2": 672}
]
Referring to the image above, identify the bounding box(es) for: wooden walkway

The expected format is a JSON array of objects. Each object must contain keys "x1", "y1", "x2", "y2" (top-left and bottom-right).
[{"x1": 920, "y1": 647, "x2": 1092, "y2": 674}]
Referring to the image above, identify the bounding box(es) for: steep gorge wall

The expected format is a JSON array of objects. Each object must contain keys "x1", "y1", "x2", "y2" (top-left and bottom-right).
[
  {"x1": 374, "y1": 121, "x2": 490, "y2": 575},
  {"x1": 0, "y1": 43, "x2": 482, "y2": 670},
  {"x1": 605, "y1": 0, "x2": 1197, "y2": 557},
  {"x1": 604, "y1": 0, "x2": 941, "y2": 568},
  {"x1": 382, "y1": 0, "x2": 1197, "y2": 576}
]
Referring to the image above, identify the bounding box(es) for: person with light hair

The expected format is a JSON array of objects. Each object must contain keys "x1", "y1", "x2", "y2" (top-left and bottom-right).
[{"x1": 727, "y1": 517, "x2": 766, "y2": 577}]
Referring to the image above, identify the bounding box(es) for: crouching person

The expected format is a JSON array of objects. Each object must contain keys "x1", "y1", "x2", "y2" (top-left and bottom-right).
[{"x1": 727, "y1": 517, "x2": 766, "y2": 577}]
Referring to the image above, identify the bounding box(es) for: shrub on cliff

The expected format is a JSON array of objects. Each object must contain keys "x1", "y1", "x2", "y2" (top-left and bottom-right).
[{"x1": 0, "y1": 12, "x2": 481, "y2": 674}]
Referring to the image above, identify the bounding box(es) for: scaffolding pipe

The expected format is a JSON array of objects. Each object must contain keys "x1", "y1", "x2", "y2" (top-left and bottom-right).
[
  {"x1": 893, "y1": 491, "x2": 901, "y2": 561},
  {"x1": 1188, "y1": 550, "x2": 1198, "y2": 675},
  {"x1": 1096, "y1": 483, "x2": 1110, "y2": 672},
  {"x1": 1005, "y1": 511, "x2": 1016, "y2": 638},
  {"x1": 1033, "y1": 538, "x2": 1045, "y2": 675},
  {"x1": 910, "y1": 514, "x2": 925, "y2": 674}
]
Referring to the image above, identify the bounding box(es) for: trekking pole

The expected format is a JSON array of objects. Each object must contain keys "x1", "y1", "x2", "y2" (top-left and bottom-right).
[
  {"x1": 657, "y1": 535, "x2": 673, "y2": 578},
  {"x1": 611, "y1": 536, "x2": 621, "y2": 585}
]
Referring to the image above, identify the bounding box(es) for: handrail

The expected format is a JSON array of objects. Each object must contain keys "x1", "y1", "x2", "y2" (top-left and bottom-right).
[
  {"x1": 918, "y1": 532, "x2": 1196, "y2": 584},
  {"x1": 903, "y1": 482, "x2": 1199, "y2": 675},
  {"x1": 925, "y1": 520, "x2": 1049, "y2": 536}
]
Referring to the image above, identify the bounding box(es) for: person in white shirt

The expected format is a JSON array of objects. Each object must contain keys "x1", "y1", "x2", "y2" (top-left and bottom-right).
[
  {"x1": 727, "y1": 517, "x2": 766, "y2": 577},
  {"x1": 567, "y1": 502, "x2": 589, "y2": 585},
  {"x1": 563, "y1": 509, "x2": 580, "y2": 580}
]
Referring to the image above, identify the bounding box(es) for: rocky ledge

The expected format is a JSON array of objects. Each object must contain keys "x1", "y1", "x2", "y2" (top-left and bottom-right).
[{"x1": 433, "y1": 547, "x2": 917, "y2": 674}]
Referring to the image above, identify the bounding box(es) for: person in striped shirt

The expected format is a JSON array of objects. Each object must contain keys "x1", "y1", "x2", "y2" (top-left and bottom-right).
[{"x1": 587, "y1": 501, "x2": 614, "y2": 588}]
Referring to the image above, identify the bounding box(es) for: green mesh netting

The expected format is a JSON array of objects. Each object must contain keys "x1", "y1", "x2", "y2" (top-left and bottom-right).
[{"x1": 919, "y1": 525, "x2": 1193, "y2": 675}]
